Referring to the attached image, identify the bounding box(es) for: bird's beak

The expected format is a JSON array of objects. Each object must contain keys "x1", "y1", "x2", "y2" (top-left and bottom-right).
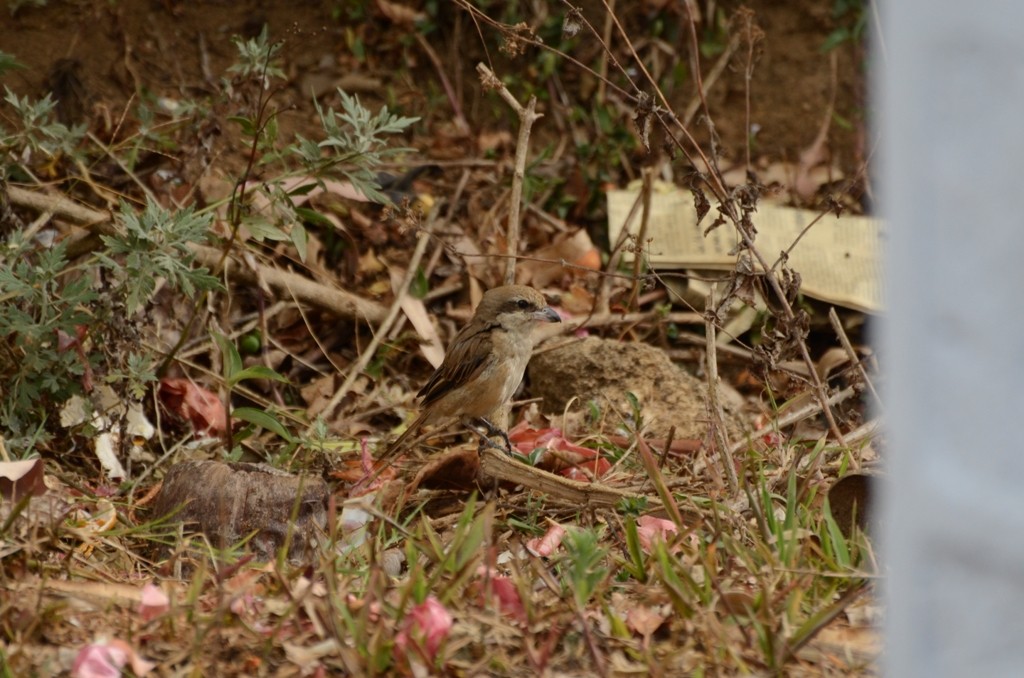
[{"x1": 534, "y1": 306, "x2": 561, "y2": 323}]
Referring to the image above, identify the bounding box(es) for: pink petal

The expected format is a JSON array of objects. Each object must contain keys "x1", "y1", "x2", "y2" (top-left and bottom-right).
[
  {"x1": 72, "y1": 640, "x2": 155, "y2": 678},
  {"x1": 476, "y1": 568, "x2": 527, "y2": 622},
  {"x1": 395, "y1": 596, "x2": 453, "y2": 661},
  {"x1": 526, "y1": 522, "x2": 566, "y2": 557},
  {"x1": 138, "y1": 583, "x2": 170, "y2": 622},
  {"x1": 636, "y1": 516, "x2": 679, "y2": 552},
  {"x1": 72, "y1": 644, "x2": 127, "y2": 678}
]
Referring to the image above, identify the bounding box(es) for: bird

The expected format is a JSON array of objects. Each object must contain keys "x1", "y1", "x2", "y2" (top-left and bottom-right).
[{"x1": 386, "y1": 285, "x2": 561, "y2": 456}]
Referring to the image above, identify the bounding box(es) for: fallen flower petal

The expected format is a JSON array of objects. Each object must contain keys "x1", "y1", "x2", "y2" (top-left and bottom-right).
[
  {"x1": 475, "y1": 566, "x2": 527, "y2": 623},
  {"x1": 526, "y1": 521, "x2": 566, "y2": 557},
  {"x1": 636, "y1": 515, "x2": 679, "y2": 552},
  {"x1": 395, "y1": 596, "x2": 453, "y2": 662},
  {"x1": 138, "y1": 583, "x2": 170, "y2": 622},
  {"x1": 345, "y1": 437, "x2": 398, "y2": 497},
  {"x1": 72, "y1": 639, "x2": 155, "y2": 678},
  {"x1": 72, "y1": 643, "x2": 126, "y2": 678},
  {"x1": 508, "y1": 423, "x2": 611, "y2": 479}
]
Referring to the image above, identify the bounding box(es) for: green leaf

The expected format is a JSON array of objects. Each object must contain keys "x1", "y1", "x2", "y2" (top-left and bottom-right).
[
  {"x1": 832, "y1": 111, "x2": 854, "y2": 131},
  {"x1": 622, "y1": 517, "x2": 647, "y2": 582},
  {"x1": 822, "y1": 498, "x2": 852, "y2": 567},
  {"x1": 213, "y1": 333, "x2": 243, "y2": 383},
  {"x1": 261, "y1": 112, "x2": 279, "y2": 147},
  {"x1": 294, "y1": 207, "x2": 333, "y2": 228},
  {"x1": 232, "y1": 406, "x2": 294, "y2": 442},
  {"x1": 409, "y1": 267, "x2": 429, "y2": 299},
  {"x1": 0, "y1": 50, "x2": 26, "y2": 75},
  {"x1": 288, "y1": 183, "x2": 321, "y2": 198},
  {"x1": 821, "y1": 27, "x2": 851, "y2": 52},
  {"x1": 243, "y1": 216, "x2": 289, "y2": 241},
  {"x1": 228, "y1": 115, "x2": 257, "y2": 137},
  {"x1": 231, "y1": 365, "x2": 291, "y2": 385},
  {"x1": 451, "y1": 496, "x2": 489, "y2": 574},
  {"x1": 290, "y1": 223, "x2": 309, "y2": 263},
  {"x1": 562, "y1": 527, "x2": 609, "y2": 606},
  {"x1": 227, "y1": 24, "x2": 285, "y2": 84}
]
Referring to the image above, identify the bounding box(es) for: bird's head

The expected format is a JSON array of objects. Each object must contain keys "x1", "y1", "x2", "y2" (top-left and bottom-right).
[{"x1": 476, "y1": 285, "x2": 561, "y2": 332}]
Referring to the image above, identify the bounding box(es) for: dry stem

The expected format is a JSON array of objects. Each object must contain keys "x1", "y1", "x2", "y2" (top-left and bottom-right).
[
  {"x1": 828, "y1": 307, "x2": 882, "y2": 408},
  {"x1": 475, "y1": 62, "x2": 542, "y2": 286},
  {"x1": 704, "y1": 300, "x2": 739, "y2": 492}
]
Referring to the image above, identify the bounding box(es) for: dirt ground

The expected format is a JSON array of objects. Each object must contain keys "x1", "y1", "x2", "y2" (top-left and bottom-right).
[{"x1": 1, "y1": 0, "x2": 868, "y2": 223}]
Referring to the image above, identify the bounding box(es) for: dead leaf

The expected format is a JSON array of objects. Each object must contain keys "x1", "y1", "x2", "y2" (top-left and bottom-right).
[
  {"x1": 815, "y1": 346, "x2": 851, "y2": 380},
  {"x1": 92, "y1": 432, "x2": 127, "y2": 479},
  {"x1": 477, "y1": 130, "x2": 514, "y2": 153},
  {"x1": 301, "y1": 374, "x2": 341, "y2": 420},
  {"x1": 346, "y1": 437, "x2": 397, "y2": 498},
  {"x1": 626, "y1": 605, "x2": 667, "y2": 640},
  {"x1": 521, "y1": 229, "x2": 600, "y2": 287},
  {"x1": 284, "y1": 639, "x2": 341, "y2": 673},
  {"x1": 410, "y1": 446, "x2": 480, "y2": 492},
  {"x1": 331, "y1": 457, "x2": 397, "y2": 486},
  {"x1": 158, "y1": 378, "x2": 227, "y2": 436},
  {"x1": 0, "y1": 458, "x2": 46, "y2": 502},
  {"x1": 0, "y1": 490, "x2": 70, "y2": 554},
  {"x1": 268, "y1": 175, "x2": 373, "y2": 206},
  {"x1": 391, "y1": 268, "x2": 445, "y2": 368},
  {"x1": 67, "y1": 498, "x2": 118, "y2": 553},
  {"x1": 828, "y1": 472, "x2": 879, "y2": 538},
  {"x1": 375, "y1": 0, "x2": 426, "y2": 24},
  {"x1": 359, "y1": 247, "x2": 386, "y2": 275},
  {"x1": 560, "y1": 284, "x2": 596, "y2": 315},
  {"x1": 366, "y1": 278, "x2": 391, "y2": 296},
  {"x1": 720, "y1": 161, "x2": 844, "y2": 200}
]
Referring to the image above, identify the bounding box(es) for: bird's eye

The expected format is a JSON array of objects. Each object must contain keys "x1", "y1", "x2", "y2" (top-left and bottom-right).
[{"x1": 516, "y1": 298, "x2": 531, "y2": 310}]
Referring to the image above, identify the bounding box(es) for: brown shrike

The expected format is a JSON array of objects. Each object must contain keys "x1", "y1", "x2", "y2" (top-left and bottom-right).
[{"x1": 387, "y1": 285, "x2": 560, "y2": 455}]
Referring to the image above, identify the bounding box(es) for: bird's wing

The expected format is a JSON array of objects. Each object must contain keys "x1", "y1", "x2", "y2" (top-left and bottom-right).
[{"x1": 417, "y1": 323, "x2": 496, "y2": 407}]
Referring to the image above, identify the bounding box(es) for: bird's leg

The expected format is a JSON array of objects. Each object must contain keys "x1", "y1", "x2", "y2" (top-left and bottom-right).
[
  {"x1": 467, "y1": 417, "x2": 514, "y2": 455},
  {"x1": 476, "y1": 417, "x2": 514, "y2": 454},
  {"x1": 464, "y1": 420, "x2": 500, "y2": 453},
  {"x1": 470, "y1": 428, "x2": 508, "y2": 455}
]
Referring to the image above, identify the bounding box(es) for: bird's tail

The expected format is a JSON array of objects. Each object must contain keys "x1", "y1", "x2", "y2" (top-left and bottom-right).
[{"x1": 380, "y1": 410, "x2": 430, "y2": 461}]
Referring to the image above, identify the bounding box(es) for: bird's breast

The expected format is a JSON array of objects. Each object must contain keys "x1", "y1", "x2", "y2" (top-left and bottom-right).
[{"x1": 432, "y1": 331, "x2": 532, "y2": 420}]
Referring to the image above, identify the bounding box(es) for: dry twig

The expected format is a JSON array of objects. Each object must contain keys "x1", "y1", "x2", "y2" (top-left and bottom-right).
[{"x1": 475, "y1": 62, "x2": 542, "y2": 286}]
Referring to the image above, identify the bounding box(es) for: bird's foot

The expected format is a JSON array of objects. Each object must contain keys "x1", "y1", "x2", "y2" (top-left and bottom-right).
[{"x1": 472, "y1": 418, "x2": 514, "y2": 456}]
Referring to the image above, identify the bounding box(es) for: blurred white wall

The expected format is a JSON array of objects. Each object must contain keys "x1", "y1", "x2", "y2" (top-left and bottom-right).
[{"x1": 880, "y1": 2, "x2": 1024, "y2": 675}]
